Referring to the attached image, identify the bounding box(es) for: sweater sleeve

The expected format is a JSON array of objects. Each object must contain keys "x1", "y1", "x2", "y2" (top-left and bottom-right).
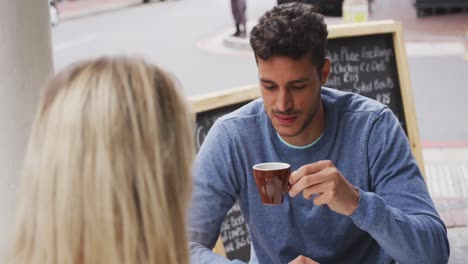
[
  {"x1": 349, "y1": 108, "x2": 450, "y2": 264},
  {"x1": 188, "y1": 120, "x2": 247, "y2": 264}
]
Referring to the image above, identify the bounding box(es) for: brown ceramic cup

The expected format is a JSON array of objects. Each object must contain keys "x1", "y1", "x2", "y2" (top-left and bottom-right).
[{"x1": 252, "y1": 162, "x2": 291, "y2": 205}]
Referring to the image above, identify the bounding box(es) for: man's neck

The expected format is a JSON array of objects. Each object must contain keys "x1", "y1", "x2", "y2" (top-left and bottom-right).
[{"x1": 281, "y1": 103, "x2": 326, "y2": 146}]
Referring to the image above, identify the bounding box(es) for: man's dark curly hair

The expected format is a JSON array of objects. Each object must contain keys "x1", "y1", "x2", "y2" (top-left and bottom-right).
[{"x1": 250, "y1": 2, "x2": 328, "y2": 71}]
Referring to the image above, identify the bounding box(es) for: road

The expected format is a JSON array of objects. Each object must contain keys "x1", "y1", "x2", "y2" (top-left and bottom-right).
[
  {"x1": 52, "y1": 0, "x2": 265, "y2": 95},
  {"x1": 51, "y1": 0, "x2": 468, "y2": 143}
]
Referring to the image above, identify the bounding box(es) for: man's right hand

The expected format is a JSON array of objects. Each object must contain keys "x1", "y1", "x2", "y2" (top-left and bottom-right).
[{"x1": 288, "y1": 255, "x2": 319, "y2": 264}]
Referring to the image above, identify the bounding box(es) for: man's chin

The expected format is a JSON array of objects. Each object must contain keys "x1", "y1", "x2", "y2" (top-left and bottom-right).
[{"x1": 275, "y1": 127, "x2": 299, "y2": 138}]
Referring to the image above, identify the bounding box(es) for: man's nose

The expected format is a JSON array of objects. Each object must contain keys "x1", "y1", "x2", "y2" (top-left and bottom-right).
[{"x1": 276, "y1": 88, "x2": 292, "y2": 113}]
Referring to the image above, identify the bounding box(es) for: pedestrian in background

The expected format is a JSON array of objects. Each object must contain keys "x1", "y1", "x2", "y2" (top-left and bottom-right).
[
  {"x1": 6, "y1": 56, "x2": 195, "y2": 264},
  {"x1": 231, "y1": 0, "x2": 247, "y2": 38}
]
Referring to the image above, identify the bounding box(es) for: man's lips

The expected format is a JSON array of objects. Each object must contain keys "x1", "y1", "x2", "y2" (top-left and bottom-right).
[{"x1": 274, "y1": 114, "x2": 297, "y2": 125}]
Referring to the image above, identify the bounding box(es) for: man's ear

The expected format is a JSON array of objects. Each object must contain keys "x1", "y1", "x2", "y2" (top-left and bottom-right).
[{"x1": 320, "y1": 58, "x2": 331, "y2": 86}]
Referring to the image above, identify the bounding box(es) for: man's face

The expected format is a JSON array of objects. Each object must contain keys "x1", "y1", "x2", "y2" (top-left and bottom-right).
[{"x1": 257, "y1": 54, "x2": 331, "y2": 146}]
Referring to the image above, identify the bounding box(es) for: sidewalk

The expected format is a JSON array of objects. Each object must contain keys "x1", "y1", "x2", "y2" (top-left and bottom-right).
[
  {"x1": 369, "y1": 0, "x2": 467, "y2": 42},
  {"x1": 56, "y1": 0, "x2": 142, "y2": 20},
  {"x1": 425, "y1": 148, "x2": 468, "y2": 228},
  {"x1": 423, "y1": 148, "x2": 468, "y2": 264},
  {"x1": 368, "y1": 0, "x2": 468, "y2": 60}
]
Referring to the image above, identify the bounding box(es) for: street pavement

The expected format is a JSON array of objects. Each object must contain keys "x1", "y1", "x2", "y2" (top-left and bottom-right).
[
  {"x1": 51, "y1": 0, "x2": 468, "y2": 263},
  {"x1": 52, "y1": 0, "x2": 468, "y2": 143}
]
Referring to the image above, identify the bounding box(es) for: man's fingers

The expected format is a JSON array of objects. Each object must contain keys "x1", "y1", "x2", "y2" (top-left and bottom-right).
[
  {"x1": 289, "y1": 160, "x2": 334, "y2": 185},
  {"x1": 289, "y1": 168, "x2": 330, "y2": 197},
  {"x1": 312, "y1": 192, "x2": 329, "y2": 206},
  {"x1": 289, "y1": 255, "x2": 320, "y2": 264},
  {"x1": 289, "y1": 170, "x2": 299, "y2": 185}
]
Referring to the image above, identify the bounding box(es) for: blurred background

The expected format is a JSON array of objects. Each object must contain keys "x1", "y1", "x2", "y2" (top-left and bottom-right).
[{"x1": 2, "y1": 0, "x2": 468, "y2": 262}]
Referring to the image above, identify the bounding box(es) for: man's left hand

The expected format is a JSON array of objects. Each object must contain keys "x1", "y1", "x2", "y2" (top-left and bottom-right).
[{"x1": 288, "y1": 160, "x2": 359, "y2": 216}]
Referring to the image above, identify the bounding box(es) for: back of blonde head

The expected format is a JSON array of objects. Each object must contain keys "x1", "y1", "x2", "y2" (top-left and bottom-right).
[{"x1": 7, "y1": 57, "x2": 194, "y2": 264}]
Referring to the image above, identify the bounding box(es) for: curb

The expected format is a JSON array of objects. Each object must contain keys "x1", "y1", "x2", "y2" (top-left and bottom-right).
[{"x1": 222, "y1": 35, "x2": 250, "y2": 51}]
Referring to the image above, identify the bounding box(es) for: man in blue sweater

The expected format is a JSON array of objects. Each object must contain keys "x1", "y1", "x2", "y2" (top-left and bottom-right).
[{"x1": 189, "y1": 3, "x2": 449, "y2": 263}]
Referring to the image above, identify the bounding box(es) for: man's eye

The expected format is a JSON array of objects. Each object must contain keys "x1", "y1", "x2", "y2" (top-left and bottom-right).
[
  {"x1": 292, "y1": 85, "x2": 306, "y2": 89},
  {"x1": 263, "y1": 85, "x2": 276, "y2": 90}
]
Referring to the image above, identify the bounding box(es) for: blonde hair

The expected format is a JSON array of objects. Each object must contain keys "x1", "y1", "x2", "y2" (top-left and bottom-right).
[{"x1": 7, "y1": 56, "x2": 194, "y2": 264}]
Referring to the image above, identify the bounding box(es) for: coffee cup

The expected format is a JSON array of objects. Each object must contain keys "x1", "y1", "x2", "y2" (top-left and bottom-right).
[{"x1": 252, "y1": 162, "x2": 291, "y2": 205}]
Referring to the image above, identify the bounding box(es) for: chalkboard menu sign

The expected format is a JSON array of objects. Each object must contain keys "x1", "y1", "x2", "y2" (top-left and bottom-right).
[
  {"x1": 190, "y1": 21, "x2": 425, "y2": 261},
  {"x1": 326, "y1": 33, "x2": 407, "y2": 132},
  {"x1": 191, "y1": 85, "x2": 259, "y2": 261},
  {"x1": 195, "y1": 102, "x2": 249, "y2": 151},
  {"x1": 193, "y1": 100, "x2": 253, "y2": 261},
  {"x1": 218, "y1": 203, "x2": 251, "y2": 261}
]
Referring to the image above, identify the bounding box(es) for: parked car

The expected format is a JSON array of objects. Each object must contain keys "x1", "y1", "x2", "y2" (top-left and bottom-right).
[
  {"x1": 309, "y1": 0, "x2": 345, "y2": 16},
  {"x1": 277, "y1": 0, "x2": 344, "y2": 16},
  {"x1": 415, "y1": 0, "x2": 468, "y2": 17}
]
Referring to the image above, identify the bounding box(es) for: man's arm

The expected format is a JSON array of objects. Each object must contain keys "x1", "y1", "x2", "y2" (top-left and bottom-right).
[
  {"x1": 288, "y1": 108, "x2": 449, "y2": 263},
  {"x1": 189, "y1": 121, "x2": 247, "y2": 264},
  {"x1": 350, "y1": 108, "x2": 449, "y2": 264}
]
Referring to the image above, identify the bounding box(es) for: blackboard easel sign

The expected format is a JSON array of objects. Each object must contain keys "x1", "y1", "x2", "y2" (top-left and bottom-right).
[
  {"x1": 190, "y1": 85, "x2": 260, "y2": 261},
  {"x1": 189, "y1": 20, "x2": 425, "y2": 261}
]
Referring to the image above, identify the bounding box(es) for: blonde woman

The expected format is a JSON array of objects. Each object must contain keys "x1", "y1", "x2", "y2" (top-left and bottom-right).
[{"x1": 7, "y1": 56, "x2": 194, "y2": 264}]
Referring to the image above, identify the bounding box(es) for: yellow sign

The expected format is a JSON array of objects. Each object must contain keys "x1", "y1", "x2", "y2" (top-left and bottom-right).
[{"x1": 342, "y1": 0, "x2": 368, "y2": 23}]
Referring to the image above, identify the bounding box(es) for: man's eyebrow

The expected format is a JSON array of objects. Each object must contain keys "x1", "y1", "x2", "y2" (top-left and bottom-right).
[
  {"x1": 259, "y1": 78, "x2": 311, "y2": 84},
  {"x1": 260, "y1": 78, "x2": 275, "y2": 83},
  {"x1": 289, "y1": 78, "x2": 310, "y2": 83}
]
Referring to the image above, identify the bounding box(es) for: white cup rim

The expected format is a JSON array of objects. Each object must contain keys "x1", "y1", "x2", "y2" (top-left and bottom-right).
[{"x1": 253, "y1": 162, "x2": 290, "y2": 171}]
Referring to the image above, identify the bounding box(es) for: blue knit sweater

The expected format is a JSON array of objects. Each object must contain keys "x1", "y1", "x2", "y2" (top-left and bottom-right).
[{"x1": 189, "y1": 88, "x2": 449, "y2": 264}]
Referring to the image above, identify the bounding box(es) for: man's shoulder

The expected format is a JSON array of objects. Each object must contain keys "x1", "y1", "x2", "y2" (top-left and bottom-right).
[
  {"x1": 207, "y1": 99, "x2": 266, "y2": 144},
  {"x1": 218, "y1": 98, "x2": 265, "y2": 124},
  {"x1": 322, "y1": 87, "x2": 386, "y2": 116}
]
